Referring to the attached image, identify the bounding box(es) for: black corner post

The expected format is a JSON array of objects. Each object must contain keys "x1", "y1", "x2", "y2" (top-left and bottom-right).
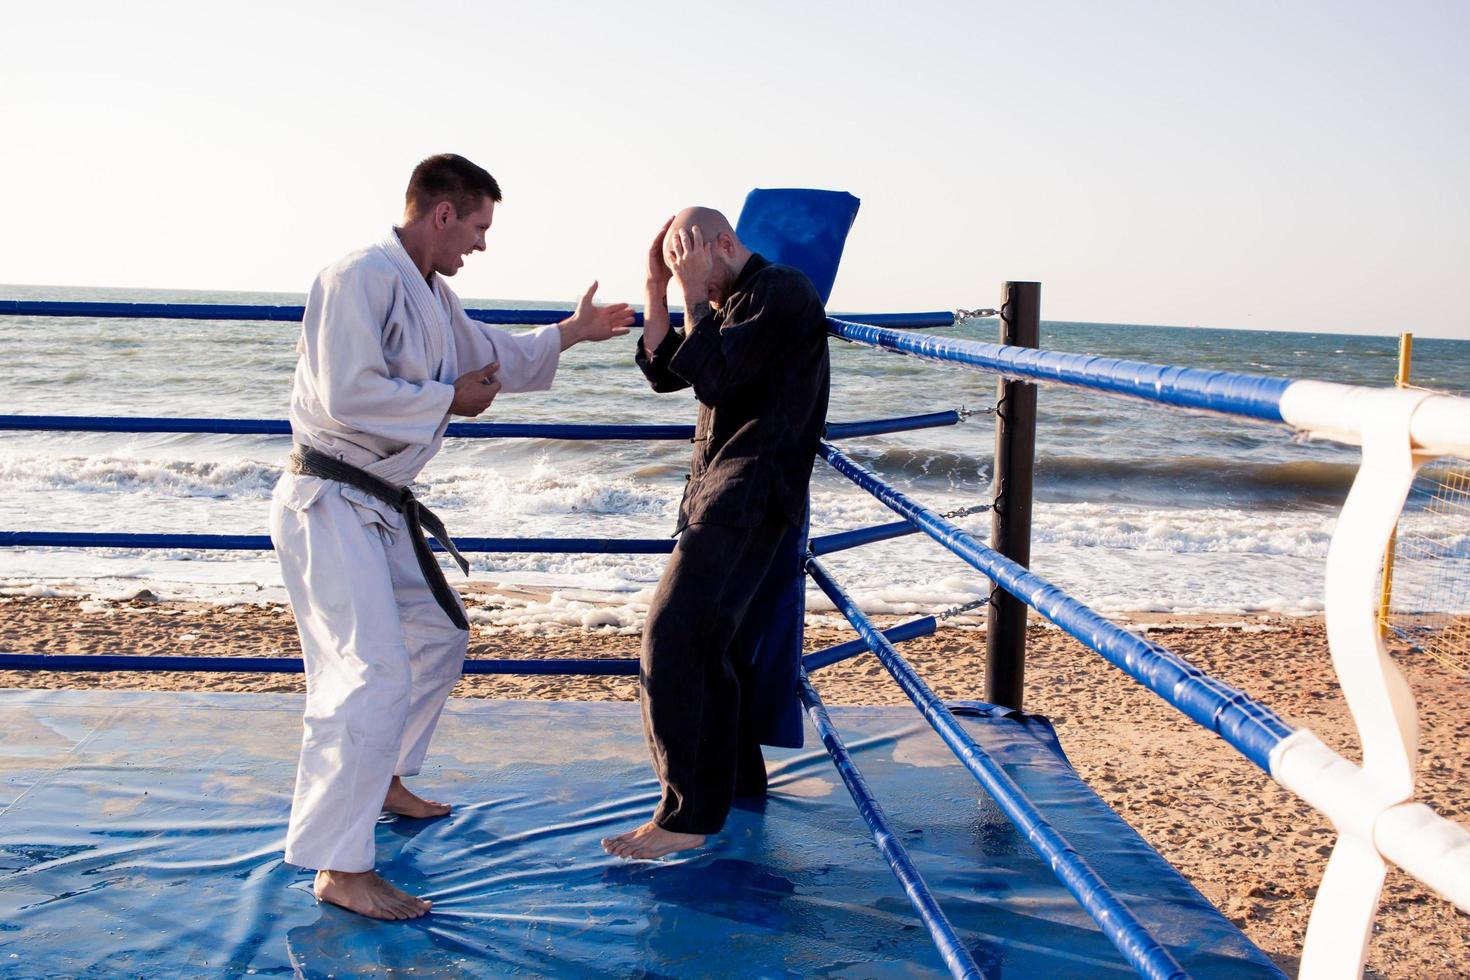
[{"x1": 984, "y1": 281, "x2": 1040, "y2": 711}]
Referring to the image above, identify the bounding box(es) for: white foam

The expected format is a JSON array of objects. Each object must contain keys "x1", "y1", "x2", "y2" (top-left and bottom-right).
[
  {"x1": 0, "y1": 453, "x2": 281, "y2": 499},
  {"x1": 467, "y1": 589, "x2": 648, "y2": 635}
]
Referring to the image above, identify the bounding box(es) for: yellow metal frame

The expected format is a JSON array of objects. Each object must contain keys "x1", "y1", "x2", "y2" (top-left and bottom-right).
[{"x1": 1378, "y1": 333, "x2": 1413, "y2": 637}]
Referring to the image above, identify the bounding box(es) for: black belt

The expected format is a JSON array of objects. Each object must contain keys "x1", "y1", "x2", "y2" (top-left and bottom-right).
[{"x1": 287, "y1": 446, "x2": 470, "y2": 631}]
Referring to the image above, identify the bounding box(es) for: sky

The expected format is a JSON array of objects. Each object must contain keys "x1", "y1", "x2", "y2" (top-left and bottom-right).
[{"x1": 3, "y1": 0, "x2": 1467, "y2": 339}]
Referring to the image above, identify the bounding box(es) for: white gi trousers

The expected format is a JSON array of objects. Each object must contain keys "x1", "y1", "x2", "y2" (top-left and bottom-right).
[{"x1": 271, "y1": 476, "x2": 467, "y2": 873}]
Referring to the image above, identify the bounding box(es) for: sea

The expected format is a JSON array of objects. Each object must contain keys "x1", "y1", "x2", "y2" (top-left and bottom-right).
[{"x1": 2, "y1": 283, "x2": 1467, "y2": 631}]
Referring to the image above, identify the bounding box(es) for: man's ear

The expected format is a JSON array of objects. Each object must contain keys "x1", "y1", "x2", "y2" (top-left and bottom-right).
[
  {"x1": 434, "y1": 200, "x2": 456, "y2": 228},
  {"x1": 716, "y1": 231, "x2": 736, "y2": 256}
]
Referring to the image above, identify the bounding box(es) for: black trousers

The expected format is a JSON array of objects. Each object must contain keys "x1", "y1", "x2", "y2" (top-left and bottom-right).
[{"x1": 641, "y1": 515, "x2": 789, "y2": 835}]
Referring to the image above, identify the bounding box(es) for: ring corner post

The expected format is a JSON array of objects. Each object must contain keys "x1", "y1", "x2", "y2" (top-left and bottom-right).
[{"x1": 985, "y1": 281, "x2": 1040, "y2": 710}]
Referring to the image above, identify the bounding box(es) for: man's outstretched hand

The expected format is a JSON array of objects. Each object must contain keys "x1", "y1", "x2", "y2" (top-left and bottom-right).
[
  {"x1": 450, "y1": 361, "x2": 502, "y2": 417},
  {"x1": 559, "y1": 282, "x2": 635, "y2": 350}
]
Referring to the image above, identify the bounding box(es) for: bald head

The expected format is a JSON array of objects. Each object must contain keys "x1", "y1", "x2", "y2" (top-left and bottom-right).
[
  {"x1": 668, "y1": 206, "x2": 736, "y2": 244},
  {"x1": 663, "y1": 206, "x2": 752, "y2": 307}
]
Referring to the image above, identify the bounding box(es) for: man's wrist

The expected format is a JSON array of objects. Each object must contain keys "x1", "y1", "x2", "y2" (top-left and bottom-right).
[
  {"x1": 557, "y1": 317, "x2": 586, "y2": 350},
  {"x1": 684, "y1": 300, "x2": 713, "y2": 327},
  {"x1": 681, "y1": 288, "x2": 710, "y2": 319}
]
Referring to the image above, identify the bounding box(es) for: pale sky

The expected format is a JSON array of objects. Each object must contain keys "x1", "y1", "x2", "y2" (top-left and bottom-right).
[{"x1": 3, "y1": 1, "x2": 1466, "y2": 339}]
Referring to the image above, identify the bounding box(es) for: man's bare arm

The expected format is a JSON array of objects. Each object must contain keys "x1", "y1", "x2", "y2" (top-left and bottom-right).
[{"x1": 642, "y1": 216, "x2": 675, "y2": 356}]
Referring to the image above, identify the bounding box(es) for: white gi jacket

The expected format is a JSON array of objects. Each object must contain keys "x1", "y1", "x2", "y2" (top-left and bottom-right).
[{"x1": 272, "y1": 229, "x2": 562, "y2": 873}]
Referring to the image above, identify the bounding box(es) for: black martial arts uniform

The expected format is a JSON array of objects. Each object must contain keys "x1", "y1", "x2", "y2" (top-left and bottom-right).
[{"x1": 634, "y1": 253, "x2": 831, "y2": 834}]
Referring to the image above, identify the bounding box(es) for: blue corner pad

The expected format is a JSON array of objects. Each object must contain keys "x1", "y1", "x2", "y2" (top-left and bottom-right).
[{"x1": 735, "y1": 188, "x2": 861, "y2": 305}]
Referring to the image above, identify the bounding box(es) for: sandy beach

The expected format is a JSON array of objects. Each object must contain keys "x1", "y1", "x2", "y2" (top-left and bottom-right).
[{"x1": 1, "y1": 590, "x2": 1464, "y2": 976}]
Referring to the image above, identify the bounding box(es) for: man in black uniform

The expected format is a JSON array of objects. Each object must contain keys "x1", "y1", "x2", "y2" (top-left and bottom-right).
[{"x1": 602, "y1": 207, "x2": 830, "y2": 860}]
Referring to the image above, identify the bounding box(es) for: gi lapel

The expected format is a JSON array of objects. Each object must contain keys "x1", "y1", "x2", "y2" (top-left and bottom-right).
[{"x1": 380, "y1": 229, "x2": 452, "y2": 380}]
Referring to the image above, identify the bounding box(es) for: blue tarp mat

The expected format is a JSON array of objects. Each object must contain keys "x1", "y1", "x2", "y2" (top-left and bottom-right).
[{"x1": 0, "y1": 691, "x2": 1282, "y2": 978}]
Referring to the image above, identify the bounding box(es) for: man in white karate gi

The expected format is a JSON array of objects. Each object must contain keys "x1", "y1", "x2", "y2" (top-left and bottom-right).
[{"x1": 271, "y1": 153, "x2": 633, "y2": 920}]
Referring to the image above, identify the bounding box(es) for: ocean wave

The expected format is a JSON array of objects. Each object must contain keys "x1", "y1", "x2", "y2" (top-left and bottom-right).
[
  {"x1": 861, "y1": 447, "x2": 991, "y2": 489},
  {"x1": 427, "y1": 459, "x2": 678, "y2": 518},
  {"x1": 1038, "y1": 455, "x2": 1360, "y2": 507},
  {"x1": 0, "y1": 454, "x2": 282, "y2": 499},
  {"x1": 841, "y1": 448, "x2": 1362, "y2": 507},
  {"x1": 1034, "y1": 504, "x2": 1335, "y2": 558},
  {"x1": 0, "y1": 450, "x2": 681, "y2": 519}
]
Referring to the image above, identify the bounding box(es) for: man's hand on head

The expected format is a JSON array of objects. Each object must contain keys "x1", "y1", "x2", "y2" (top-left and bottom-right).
[
  {"x1": 559, "y1": 281, "x2": 635, "y2": 351},
  {"x1": 450, "y1": 361, "x2": 502, "y2": 417},
  {"x1": 668, "y1": 227, "x2": 713, "y2": 313},
  {"x1": 642, "y1": 217, "x2": 676, "y2": 357},
  {"x1": 647, "y1": 216, "x2": 675, "y2": 293}
]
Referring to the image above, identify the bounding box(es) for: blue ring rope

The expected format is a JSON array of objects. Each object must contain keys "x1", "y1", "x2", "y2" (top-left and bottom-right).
[
  {"x1": 0, "y1": 620, "x2": 931, "y2": 676},
  {"x1": 798, "y1": 671, "x2": 986, "y2": 979},
  {"x1": 0, "y1": 299, "x2": 958, "y2": 331},
  {"x1": 806, "y1": 556, "x2": 1188, "y2": 980},
  {"x1": 809, "y1": 520, "x2": 920, "y2": 556},
  {"x1": 0, "y1": 411, "x2": 959, "y2": 442},
  {"x1": 826, "y1": 317, "x2": 1294, "y2": 422},
  {"x1": 0, "y1": 652, "x2": 641, "y2": 675},
  {"x1": 802, "y1": 616, "x2": 936, "y2": 671},
  {"x1": 0, "y1": 531, "x2": 677, "y2": 554},
  {"x1": 0, "y1": 523, "x2": 929, "y2": 557},
  {"x1": 819, "y1": 440, "x2": 1295, "y2": 772}
]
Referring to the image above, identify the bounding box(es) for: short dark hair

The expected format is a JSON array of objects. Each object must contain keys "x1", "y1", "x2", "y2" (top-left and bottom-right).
[{"x1": 405, "y1": 154, "x2": 502, "y2": 219}]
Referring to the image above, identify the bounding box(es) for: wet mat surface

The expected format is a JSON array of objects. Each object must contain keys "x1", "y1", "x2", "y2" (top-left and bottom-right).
[{"x1": 0, "y1": 690, "x2": 1282, "y2": 978}]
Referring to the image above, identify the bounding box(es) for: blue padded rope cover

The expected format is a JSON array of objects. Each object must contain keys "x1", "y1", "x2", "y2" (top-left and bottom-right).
[
  {"x1": 0, "y1": 300, "x2": 313, "y2": 322},
  {"x1": 802, "y1": 616, "x2": 937, "y2": 671},
  {"x1": 1, "y1": 300, "x2": 956, "y2": 330},
  {"x1": 819, "y1": 440, "x2": 1296, "y2": 772},
  {"x1": 827, "y1": 410, "x2": 960, "y2": 439},
  {"x1": 1, "y1": 525, "x2": 929, "y2": 556},
  {"x1": 0, "y1": 415, "x2": 687, "y2": 439},
  {"x1": 809, "y1": 519, "x2": 921, "y2": 556},
  {"x1": 827, "y1": 317, "x2": 1295, "y2": 422},
  {"x1": 0, "y1": 531, "x2": 676, "y2": 554},
  {"x1": 734, "y1": 189, "x2": 861, "y2": 306},
  {"x1": 836, "y1": 310, "x2": 956, "y2": 328},
  {"x1": 0, "y1": 301, "x2": 566, "y2": 325},
  {"x1": 0, "y1": 652, "x2": 639, "y2": 675},
  {"x1": 806, "y1": 557, "x2": 1189, "y2": 980},
  {"x1": 0, "y1": 411, "x2": 956, "y2": 441},
  {"x1": 799, "y1": 673, "x2": 985, "y2": 979},
  {"x1": 0, "y1": 620, "x2": 931, "y2": 677}
]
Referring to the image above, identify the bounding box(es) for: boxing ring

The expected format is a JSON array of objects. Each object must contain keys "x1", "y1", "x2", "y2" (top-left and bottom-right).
[{"x1": 3, "y1": 188, "x2": 1470, "y2": 976}]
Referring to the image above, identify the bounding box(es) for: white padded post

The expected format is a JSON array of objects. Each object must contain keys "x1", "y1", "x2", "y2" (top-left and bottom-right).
[{"x1": 1276, "y1": 386, "x2": 1435, "y2": 978}]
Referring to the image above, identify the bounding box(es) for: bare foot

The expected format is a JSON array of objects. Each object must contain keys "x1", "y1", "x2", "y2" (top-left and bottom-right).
[
  {"x1": 314, "y1": 869, "x2": 431, "y2": 920},
  {"x1": 383, "y1": 776, "x2": 451, "y2": 819},
  {"x1": 601, "y1": 821, "x2": 707, "y2": 860}
]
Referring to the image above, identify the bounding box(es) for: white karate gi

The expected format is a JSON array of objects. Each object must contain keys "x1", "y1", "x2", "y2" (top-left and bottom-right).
[{"x1": 271, "y1": 229, "x2": 561, "y2": 873}]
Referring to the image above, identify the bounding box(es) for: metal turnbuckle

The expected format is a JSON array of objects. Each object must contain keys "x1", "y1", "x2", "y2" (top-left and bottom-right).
[
  {"x1": 938, "y1": 596, "x2": 991, "y2": 621},
  {"x1": 956, "y1": 403, "x2": 998, "y2": 421}
]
